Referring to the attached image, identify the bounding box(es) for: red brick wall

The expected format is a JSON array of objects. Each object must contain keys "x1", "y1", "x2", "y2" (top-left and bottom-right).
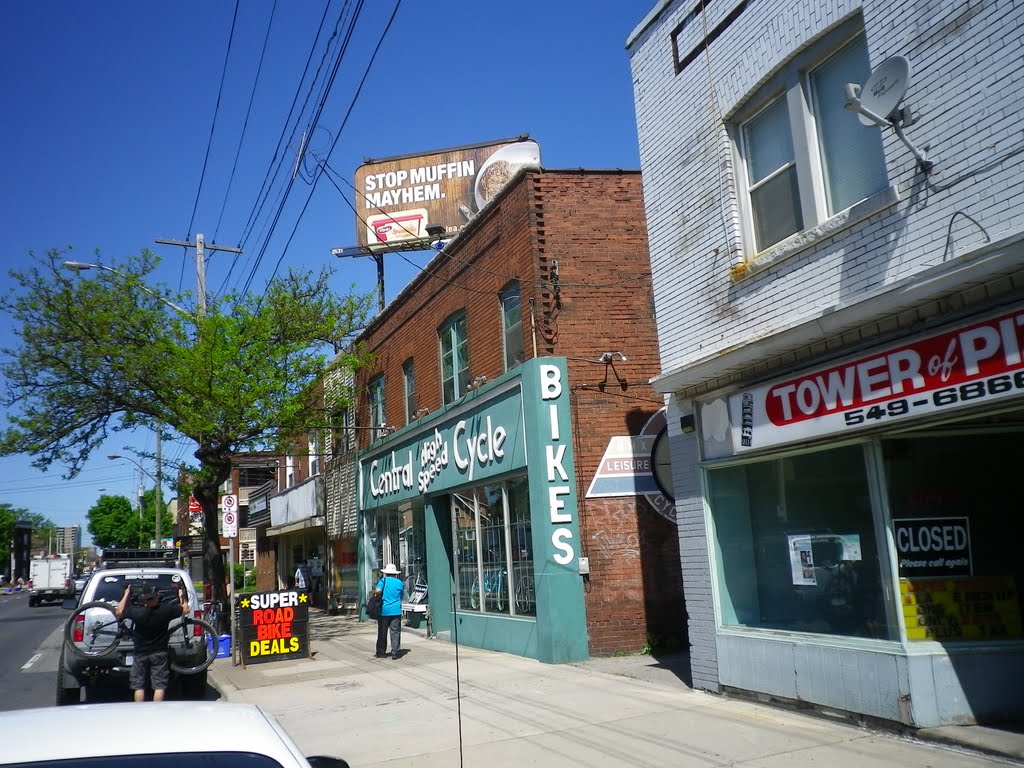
[{"x1": 354, "y1": 170, "x2": 685, "y2": 655}]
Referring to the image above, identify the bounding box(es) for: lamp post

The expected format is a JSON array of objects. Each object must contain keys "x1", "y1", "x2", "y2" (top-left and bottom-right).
[
  {"x1": 108, "y1": 453, "x2": 164, "y2": 548},
  {"x1": 63, "y1": 261, "x2": 190, "y2": 316}
]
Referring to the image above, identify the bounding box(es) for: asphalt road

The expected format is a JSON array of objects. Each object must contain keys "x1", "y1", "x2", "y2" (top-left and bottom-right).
[{"x1": 0, "y1": 589, "x2": 67, "y2": 710}]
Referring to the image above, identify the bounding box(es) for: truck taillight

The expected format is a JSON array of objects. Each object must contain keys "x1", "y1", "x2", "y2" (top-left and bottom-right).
[
  {"x1": 193, "y1": 610, "x2": 203, "y2": 636},
  {"x1": 65, "y1": 579, "x2": 71, "y2": 590},
  {"x1": 73, "y1": 615, "x2": 84, "y2": 643}
]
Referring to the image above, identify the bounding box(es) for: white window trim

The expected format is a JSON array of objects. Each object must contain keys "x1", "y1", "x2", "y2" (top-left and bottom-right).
[{"x1": 731, "y1": 21, "x2": 890, "y2": 275}]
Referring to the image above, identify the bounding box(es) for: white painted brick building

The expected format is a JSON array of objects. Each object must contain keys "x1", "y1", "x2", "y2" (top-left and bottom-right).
[{"x1": 628, "y1": 0, "x2": 1024, "y2": 727}]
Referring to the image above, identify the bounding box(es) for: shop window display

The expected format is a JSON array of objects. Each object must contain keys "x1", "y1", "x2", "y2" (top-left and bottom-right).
[
  {"x1": 452, "y1": 476, "x2": 535, "y2": 617},
  {"x1": 708, "y1": 444, "x2": 893, "y2": 639},
  {"x1": 884, "y1": 430, "x2": 1024, "y2": 642}
]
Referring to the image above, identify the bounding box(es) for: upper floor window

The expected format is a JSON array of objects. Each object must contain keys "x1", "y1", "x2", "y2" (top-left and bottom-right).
[
  {"x1": 403, "y1": 358, "x2": 416, "y2": 424},
  {"x1": 439, "y1": 311, "x2": 469, "y2": 405},
  {"x1": 368, "y1": 374, "x2": 386, "y2": 439},
  {"x1": 285, "y1": 454, "x2": 295, "y2": 488},
  {"x1": 500, "y1": 280, "x2": 523, "y2": 371},
  {"x1": 308, "y1": 430, "x2": 320, "y2": 476},
  {"x1": 331, "y1": 405, "x2": 353, "y2": 454},
  {"x1": 736, "y1": 30, "x2": 887, "y2": 253}
]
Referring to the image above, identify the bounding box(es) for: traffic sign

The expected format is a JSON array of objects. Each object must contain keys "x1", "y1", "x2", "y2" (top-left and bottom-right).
[
  {"x1": 188, "y1": 496, "x2": 202, "y2": 514},
  {"x1": 222, "y1": 495, "x2": 238, "y2": 538}
]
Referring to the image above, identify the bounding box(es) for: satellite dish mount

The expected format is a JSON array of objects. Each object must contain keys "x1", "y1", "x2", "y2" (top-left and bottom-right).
[{"x1": 844, "y1": 55, "x2": 933, "y2": 173}]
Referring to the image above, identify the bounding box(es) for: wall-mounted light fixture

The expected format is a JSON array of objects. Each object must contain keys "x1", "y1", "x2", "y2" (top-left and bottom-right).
[
  {"x1": 599, "y1": 351, "x2": 628, "y2": 364},
  {"x1": 413, "y1": 407, "x2": 431, "y2": 419},
  {"x1": 680, "y1": 414, "x2": 696, "y2": 433},
  {"x1": 467, "y1": 374, "x2": 488, "y2": 391}
]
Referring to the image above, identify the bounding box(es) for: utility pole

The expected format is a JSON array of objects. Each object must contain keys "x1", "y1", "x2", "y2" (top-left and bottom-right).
[
  {"x1": 155, "y1": 428, "x2": 162, "y2": 547},
  {"x1": 154, "y1": 233, "x2": 242, "y2": 317}
]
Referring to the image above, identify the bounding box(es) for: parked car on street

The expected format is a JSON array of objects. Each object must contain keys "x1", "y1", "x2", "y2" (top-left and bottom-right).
[
  {"x1": 0, "y1": 701, "x2": 350, "y2": 767},
  {"x1": 72, "y1": 573, "x2": 87, "y2": 595},
  {"x1": 58, "y1": 566, "x2": 213, "y2": 704}
]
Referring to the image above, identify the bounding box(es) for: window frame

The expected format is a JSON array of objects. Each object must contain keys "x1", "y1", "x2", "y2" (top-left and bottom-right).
[
  {"x1": 732, "y1": 23, "x2": 887, "y2": 257},
  {"x1": 308, "y1": 430, "x2": 320, "y2": 476},
  {"x1": 500, "y1": 280, "x2": 523, "y2": 372},
  {"x1": 403, "y1": 358, "x2": 416, "y2": 424},
  {"x1": 439, "y1": 311, "x2": 469, "y2": 406},
  {"x1": 368, "y1": 374, "x2": 386, "y2": 440}
]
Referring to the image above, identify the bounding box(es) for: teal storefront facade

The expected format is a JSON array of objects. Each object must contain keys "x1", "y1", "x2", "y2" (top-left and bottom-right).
[{"x1": 357, "y1": 358, "x2": 589, "y2": 663}]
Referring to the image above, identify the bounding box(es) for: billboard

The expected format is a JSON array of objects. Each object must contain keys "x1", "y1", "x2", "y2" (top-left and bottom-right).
[{"x1": 353, "y1": 137, "x2": 541, "y2": 249}]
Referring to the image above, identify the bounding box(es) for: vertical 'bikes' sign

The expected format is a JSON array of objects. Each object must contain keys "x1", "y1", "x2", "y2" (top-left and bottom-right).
[{"x1": 237, "y1": 590, "x2": 310, "y2": 665}]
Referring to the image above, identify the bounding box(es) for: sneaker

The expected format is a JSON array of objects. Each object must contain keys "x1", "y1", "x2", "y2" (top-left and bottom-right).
[
  {"x1": 391, "y1": 652, "x2": 400, "y2": 659},
  {"x1": 374, "y1": 652, "x2": 386, "y2": 658}
]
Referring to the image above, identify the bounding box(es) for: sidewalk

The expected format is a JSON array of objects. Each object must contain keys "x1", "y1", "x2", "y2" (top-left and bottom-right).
[{"x1": 209, "y1": 610, "x2": 1024, "y2": 767}]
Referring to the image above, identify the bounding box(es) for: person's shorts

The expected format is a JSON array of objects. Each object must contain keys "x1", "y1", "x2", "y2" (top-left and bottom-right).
[{"x1": 130, "y1": 651, "x2": 170, "y2": 691}]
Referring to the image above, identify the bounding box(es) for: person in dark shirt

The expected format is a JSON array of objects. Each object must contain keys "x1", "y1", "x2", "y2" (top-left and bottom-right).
[{"x1": 116, "y1": 582, "x2": 189, "y2": 702}]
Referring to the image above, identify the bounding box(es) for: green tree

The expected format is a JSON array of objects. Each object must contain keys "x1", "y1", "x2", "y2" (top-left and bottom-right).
[
  {"x1": 0, "y1": 249, "x2": 372, "y2": 616},
  {"x1": 0, "y1": 502, "x2": 30, "y2": 572},
  {"x1": 87, "y1": 494, "x2": 141, "y2": 549}
]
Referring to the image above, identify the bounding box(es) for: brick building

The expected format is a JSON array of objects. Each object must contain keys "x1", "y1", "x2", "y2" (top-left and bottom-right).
[
  {"x1": 629, "y1": 0, "x2": 1024, "y2": 726},
  {"x1": 329, "y1": 168, "x2": 685, "y2": 659}
]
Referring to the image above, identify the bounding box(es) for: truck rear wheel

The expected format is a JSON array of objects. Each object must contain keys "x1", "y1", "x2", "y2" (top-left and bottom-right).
[{"x1": 56, "y1": 653, "x2": 81, "y2": 706}]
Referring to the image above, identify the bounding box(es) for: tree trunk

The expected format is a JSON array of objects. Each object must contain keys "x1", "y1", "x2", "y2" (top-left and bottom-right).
[{"x1": 193, "y1": 455, "x2": 232, "y2": 634}]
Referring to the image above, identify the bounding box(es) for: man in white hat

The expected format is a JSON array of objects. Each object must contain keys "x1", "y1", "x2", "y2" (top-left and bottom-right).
[{"x1": 374, "y1": 563, "x2": 404, "y2": 659}]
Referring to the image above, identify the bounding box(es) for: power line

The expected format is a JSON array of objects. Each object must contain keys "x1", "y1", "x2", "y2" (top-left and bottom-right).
[
  {"x1": 244, "y1": 0, "x2": 401, "y2": 296},
  {"x1": 213, "y1": 0, "x2": 279, "y2": 250}
]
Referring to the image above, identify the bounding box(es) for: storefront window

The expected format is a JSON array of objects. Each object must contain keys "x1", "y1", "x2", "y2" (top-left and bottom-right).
[
  {"x1": 399, "y1": 505, "x2": 426, "y2": 600},
  {"x1": 884, "y1": 430, "x2": 1024, "y2": 642},
  {"x1": 708, "y1": 444, "x2": 893, "y2": 639},
  {"x1": 452, "y1": 476, "x2": 535, "y2": 617}
]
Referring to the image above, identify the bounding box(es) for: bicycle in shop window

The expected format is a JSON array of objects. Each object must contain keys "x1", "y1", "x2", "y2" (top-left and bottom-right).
[
  {"x1": 512, "y1": 565, "x2": 535, "y2": 615},
  {"x1": 469, "y1": 567, "x2": 507, "y2": 612}
]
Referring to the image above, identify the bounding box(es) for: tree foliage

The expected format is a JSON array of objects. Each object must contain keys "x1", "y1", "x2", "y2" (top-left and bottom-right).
[
  {"x1": 0, "y1": 249, "x2": 373, "y2": 608},
  {"x1": 86, "y1": 494, "x2": 139, "y2": 549},
  {"x1": 0, "y1": 502, "x2": 30, "y2": 571}
]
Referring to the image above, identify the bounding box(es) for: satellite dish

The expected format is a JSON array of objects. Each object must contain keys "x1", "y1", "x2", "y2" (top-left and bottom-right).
[
  {"x1": 843, "y1": 54, "x2": 932, "y2": 173},
  {"x1": 857, "y1": 55, "x2": 911, "y2": 126}
]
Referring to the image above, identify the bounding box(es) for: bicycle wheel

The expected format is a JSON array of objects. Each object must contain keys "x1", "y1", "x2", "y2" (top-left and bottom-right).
[
  {"x1": 64, "y1": 602, "x2": 122, "y2": 659},
  {"x1": 515, "y1": 578, "x2": 535, "y2": 615},
  {"x1": 469, "y1": 582, "x2": 480, "y2": 610},
  {"x1": 494, "y1": 579, "x2": 506, "y2": 612},
  {"x1": 169, "y1": 616, "x2": 217, "y2": 675}
]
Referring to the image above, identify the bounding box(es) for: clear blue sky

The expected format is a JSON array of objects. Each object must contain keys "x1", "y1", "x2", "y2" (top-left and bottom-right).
[{"x1": 0, "y1": 0, "x2": 650, "y2": 540}]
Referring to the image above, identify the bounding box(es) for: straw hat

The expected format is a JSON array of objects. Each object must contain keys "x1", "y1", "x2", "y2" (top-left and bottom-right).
[{"x1": 381, "y1": 563, "x2": 400, "y2": 575}]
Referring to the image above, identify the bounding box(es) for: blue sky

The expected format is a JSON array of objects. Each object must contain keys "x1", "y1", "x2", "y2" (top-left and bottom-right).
[{"x1": 0, "y1": 0, "x2": 650, "y2": 539}]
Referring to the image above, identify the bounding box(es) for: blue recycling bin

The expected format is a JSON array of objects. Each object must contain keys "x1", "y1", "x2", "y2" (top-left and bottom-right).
[{"x1": 206, "y1": 634, "x2": 231, "y2": 659}]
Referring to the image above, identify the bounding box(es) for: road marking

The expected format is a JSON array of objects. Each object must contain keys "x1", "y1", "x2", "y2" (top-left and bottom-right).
[{"x1": 21, "y1": 653, "x2": 42, "y2": 670}]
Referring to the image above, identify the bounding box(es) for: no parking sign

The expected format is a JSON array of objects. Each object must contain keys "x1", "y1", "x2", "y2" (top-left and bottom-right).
[{"x1": 222, "y1": 494, "x2": 238, "y2": 538}]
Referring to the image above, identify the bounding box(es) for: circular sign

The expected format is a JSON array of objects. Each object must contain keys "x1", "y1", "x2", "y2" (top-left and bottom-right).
[
  {"x1": 224, "y1": 510, "x2": 236, "y2": 526},
  {"x1": 223, "y1": 495, "x2": 237, "y2": 512}
]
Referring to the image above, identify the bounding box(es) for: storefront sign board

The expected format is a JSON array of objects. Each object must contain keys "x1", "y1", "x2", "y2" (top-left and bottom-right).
[
  {"x1": 585, "y1": 408, "x2": 674, "y2": 521},
  {"x1": 900, "y1": 577, "x2": 1022, "y2": 641},
  {"x1": 237, "y1": 590, "x2": 310, "y2": 665},
  {"x1": 703, "y1": 308, "x2": 1024, "y2": 457},
  {"x1": 359, "y1": 382, "x2": 526, "y2": 509}
]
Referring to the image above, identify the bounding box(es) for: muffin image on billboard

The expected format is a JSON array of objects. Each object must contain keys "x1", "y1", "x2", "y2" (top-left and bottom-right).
[{"x1": 474, "y1": 141, "x2": 541, "y2": 211}]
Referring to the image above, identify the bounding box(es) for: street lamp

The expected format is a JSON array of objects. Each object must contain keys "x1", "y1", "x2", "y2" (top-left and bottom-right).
[
  {"x1": 62, "y1": 261, "x2": 190, "y2": 317},
  {"x1": 108, "y1": 454, "x2": 164, "y2": 547}
]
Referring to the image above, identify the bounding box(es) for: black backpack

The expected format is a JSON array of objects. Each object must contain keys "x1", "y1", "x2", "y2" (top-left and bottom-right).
[{"x1": 365, "y1": 590, "x2": 383, "y2": 619}]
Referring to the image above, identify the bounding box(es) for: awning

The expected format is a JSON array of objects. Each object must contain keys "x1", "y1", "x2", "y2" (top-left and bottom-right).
[{"x1": 266, "y1": 516, "x2": 325, "y2": 537}]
